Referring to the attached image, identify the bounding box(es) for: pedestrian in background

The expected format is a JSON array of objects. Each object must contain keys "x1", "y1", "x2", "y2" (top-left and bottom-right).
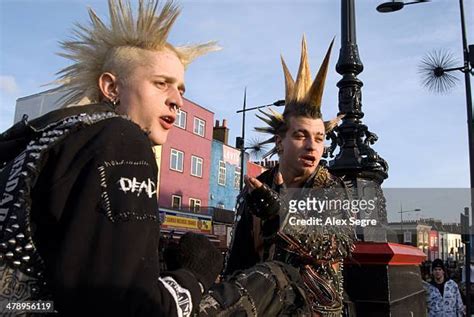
[{"x1": 424, "y1": 258, "x2": 465, "y2": 316}]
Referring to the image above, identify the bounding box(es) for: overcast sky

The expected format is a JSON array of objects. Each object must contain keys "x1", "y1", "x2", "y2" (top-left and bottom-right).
[{"x1": 0, "y1": 0, "x2": 472, "y2": 222}]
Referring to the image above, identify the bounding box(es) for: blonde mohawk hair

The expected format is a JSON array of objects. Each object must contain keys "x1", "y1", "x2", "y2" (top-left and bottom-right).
[
  {"x1": 55, "y1": 0, "x2": 220, "y2": 106},
  {"x1": 256, "y1": 36, "x2": 342, "y2": 158}
]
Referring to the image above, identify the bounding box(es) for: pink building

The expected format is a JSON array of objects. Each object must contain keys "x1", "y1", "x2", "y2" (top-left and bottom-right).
[
  {"x1": 429, "y1": 230, "x2": 439, "y2": 261},
  {"x1": 158, "y1": 98, "x2": 213, "y2": 212},
  {"x1": 247, "y1": 161, "x2": 267, "y2": 179}
]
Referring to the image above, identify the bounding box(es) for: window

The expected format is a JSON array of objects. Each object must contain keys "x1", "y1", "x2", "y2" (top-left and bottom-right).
[
  {"x1": 193, "y1": 117, "x2": 205, "y2": 137},
  {"x1": 189, "y1": 198, "x2": 201, "y2": 213},
  {"x1": 218, "y1": 161, "x2": 226, "y2": 186},
  {"x1": 174, "y1": 109, "x2": 187, "y2": 129},
  {"x1": 191, "y1": 156, "x2": 203, "y2": 177},
  {"x1": 404, "y1": 232, "x2": 411, "y2": 243},
  {"x1": 234, "y1": 167, "x2": 241, "y2": 189},
  {"x1": 170, "y1": 149, "x2": 184, "y2": 172},
  {"x1": 171, "y1": 195, "x2": 182, "y2": 208}
]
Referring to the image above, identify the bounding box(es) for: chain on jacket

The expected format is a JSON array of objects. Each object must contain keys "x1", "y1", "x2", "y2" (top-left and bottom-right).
[{"x1": 224, "y1": 165, "x2": 356, "y2": 317}]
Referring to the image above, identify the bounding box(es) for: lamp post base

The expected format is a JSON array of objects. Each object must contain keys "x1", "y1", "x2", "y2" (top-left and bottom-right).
[{"x1": 344, "y1": 242, "x2": 427, "y2": 316}]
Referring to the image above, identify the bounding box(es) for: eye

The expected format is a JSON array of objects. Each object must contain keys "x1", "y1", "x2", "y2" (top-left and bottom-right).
[
  {"x1": 293, "y1": 133, "x2": 305, "y2": 140},
  {"x1": 155, "y1": 81, "x2": 168, "y2": 89}
]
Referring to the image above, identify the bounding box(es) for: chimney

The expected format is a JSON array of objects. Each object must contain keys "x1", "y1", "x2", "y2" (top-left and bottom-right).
[{"x1": 213, "y1": 118, "x2": 229, "y2": 144}]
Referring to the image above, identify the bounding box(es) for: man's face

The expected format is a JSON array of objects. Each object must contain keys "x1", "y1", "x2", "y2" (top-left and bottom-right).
[
  {"x1": 433, "y1": 267, "x2": 444, "y2": 281},
  {"x1": 277, "y1": 116, "x2": 325, "y2": 180},
  {"x1": 117, "y1": 49, "x2": 185, "y2": 145}
]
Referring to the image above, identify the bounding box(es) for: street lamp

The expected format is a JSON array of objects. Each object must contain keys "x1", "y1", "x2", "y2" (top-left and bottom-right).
[
  {"x1": 378, "y1": 1, "x2": 473, "y2": 314},
  {"x1": 376, "y1": 0, "x2": 430, "y2": 13},
  {"x1": 235, "y1": 89, "x2": 284, "y2": 190},
  {"x1": 377, "y1": 1, "x2": 474, "y2": 190},
  {"x1": 399, "y1": 207, "x2": 421, "y2": 243}
]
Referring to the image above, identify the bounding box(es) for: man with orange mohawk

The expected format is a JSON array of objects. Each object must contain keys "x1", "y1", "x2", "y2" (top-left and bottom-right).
[
  {"x1": 0, "y1": 1, "x2": 309, "y2": 316},
  {"x1": 224, "y1": 37, "x2": 355, "y2": 317}
]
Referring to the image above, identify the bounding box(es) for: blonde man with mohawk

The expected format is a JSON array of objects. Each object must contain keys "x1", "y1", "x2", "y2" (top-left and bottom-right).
[
  {"x1": 224, "y1": 37, "x2": 355, "y2": 317},
  {"x1": 0, "y1": 0, "x2": 221, "y2": 315},
  {"x1": 0, "y1": 1, "x2": 312, "y2": 316}
]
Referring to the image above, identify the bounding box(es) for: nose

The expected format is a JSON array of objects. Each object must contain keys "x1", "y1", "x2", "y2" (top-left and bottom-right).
[
  {"x1": 166, "y1": 87, "x2": 183, "y2": 112},
  {"x1": 304, "y1": 138, "x2": 317, "y2": 151}
]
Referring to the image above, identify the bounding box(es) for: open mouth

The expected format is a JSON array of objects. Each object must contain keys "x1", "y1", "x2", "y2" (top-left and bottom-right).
[
  {"x1": 299, "y1": 154, "x2": 316, "y2": 167},
  {"x1": 159, "y1": 115, "x2": 176, "y2": 130}
]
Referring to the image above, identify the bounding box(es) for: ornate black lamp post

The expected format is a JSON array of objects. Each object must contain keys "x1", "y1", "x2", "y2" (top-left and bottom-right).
[
  {"x1": 328, "y1": 0, "x2": 388, "y2": 242},
  {"x1": 329, "y1": 1, "x2": 427, "y2": 315}
]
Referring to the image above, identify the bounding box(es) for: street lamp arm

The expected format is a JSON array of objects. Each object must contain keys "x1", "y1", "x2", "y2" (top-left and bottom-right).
[
  {"x1": 404, "y1": 1, "x2": 429, "y2": 6},
  {"x1": 398, "y1": 208, "x2": 421, "y2": 214},
  {"x1": 443, "y1": 66, "x2": 468, "y2": 73},
  {"x1": 236, "y1": 100, "x2": 285, "y2": 114}
]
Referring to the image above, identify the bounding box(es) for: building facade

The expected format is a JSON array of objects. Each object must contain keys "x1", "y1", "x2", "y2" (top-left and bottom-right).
[
  {"x1": 247, "y1": 161, "x2": 268, "y2": 179},
  {"x1": 14, "y1": 88, "x2": 86, "y2": 123},
  {"x1": 387, "y1": 221, "x2": 431, "y2": 257},
  {"x1": 158, "y1": 98, "x2": 213, "y2": 212},
  {"x1": 209, "y1": 139, "x2": 242, "y2": 210},
  {"x1": 428, "y1": 229, "x2": 439, "y2": 261},
  {"x1": 447, "y1": 233, "x2": 463, "y2": 262}
]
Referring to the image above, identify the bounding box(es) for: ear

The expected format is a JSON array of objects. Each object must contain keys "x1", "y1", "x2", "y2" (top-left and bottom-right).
[
  {"x1": 275, "y1": 134, "x2": 283, "y2": 152},
  {"x1": 98, "y1": 72, "x2": 119, "y2": 101}
]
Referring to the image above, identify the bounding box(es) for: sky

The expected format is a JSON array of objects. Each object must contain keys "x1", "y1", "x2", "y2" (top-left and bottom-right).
[{"x1": 0, "y1": 0, "x2": 473, "y2": 222}]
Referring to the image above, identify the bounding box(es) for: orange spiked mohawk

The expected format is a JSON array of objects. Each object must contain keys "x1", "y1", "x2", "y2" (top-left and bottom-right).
[{"x1": 256, "y1": 36, "x2": 342, "y2": 158}]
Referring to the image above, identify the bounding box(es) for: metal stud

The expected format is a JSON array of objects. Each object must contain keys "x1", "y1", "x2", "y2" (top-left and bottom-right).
[
  {"x1": 0, "y1": 243, "x2": 7, "y2": 250},
  {"x1": 24, "y1": 243, "x2": 33, "y2": 251},
  {"x1": 21, "y1": 256, "x2": 30, "y2": 262},
  {"x1": 15, "y1": 246, "x2": 22, "y2": 253},
  {"x1": 13, "y1": 261, "x2": 21, "y2": 266},
  {"x1": 16, "y1": 233, "x2": 25, "y2": 240},
  {"x1": 11, "y1": 224, "x2": 19, "y2": 230},
  {"x1": 7, "y1": 239, "x2": 16, "y2": 246},
  {"x1": 5, "y1": 252, "x2": 14, "y2": 258}
]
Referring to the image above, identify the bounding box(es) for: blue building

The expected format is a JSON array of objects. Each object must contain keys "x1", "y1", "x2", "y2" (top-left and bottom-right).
[{"x1": 209, "y1": 120, "x2": 247, "y2": 210}]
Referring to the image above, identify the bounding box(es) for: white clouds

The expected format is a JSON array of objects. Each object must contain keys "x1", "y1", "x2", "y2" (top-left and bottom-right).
[{"x1": 0, "y1": 75, "x2": 19, "y2": 95}]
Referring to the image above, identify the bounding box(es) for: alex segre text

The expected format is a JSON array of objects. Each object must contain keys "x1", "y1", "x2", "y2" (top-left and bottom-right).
[{"x1": 287, "y1": 197, "x2": 378, "y2": 227}]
